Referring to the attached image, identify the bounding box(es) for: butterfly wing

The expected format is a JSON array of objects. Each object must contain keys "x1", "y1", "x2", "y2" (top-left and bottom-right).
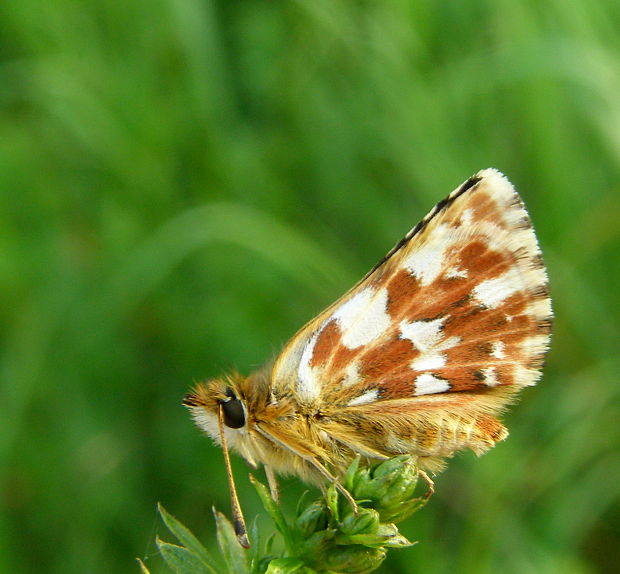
[{"x1": 270, "y1": 169, "x2": 552, "y2": 464}]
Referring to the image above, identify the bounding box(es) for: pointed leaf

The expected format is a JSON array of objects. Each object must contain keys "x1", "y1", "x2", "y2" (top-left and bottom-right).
[
  {"x1": 344, "y1": 455, "x2": 362, "y2": 492},
  {"x1": 264, "y1": 532, "x2": 276, "y2": 555},
  {"x1": 136, "y1": 558, "x2": 152, "y2": 574},
  {"x1": 157, "y1": 503, "x2": 218, "y2": 572},
  {"x1": 249, "y1": 474, "x2": 295, "y2": 554},
  {"x1": 325, "y1": 483, "x2": 340, "y2": 523},
  {"x1": 295, "y1": 491, "x2": 311, "y2": 518},
  {"x1": 214, "y1": 508, "x2": 250, "y2": 574},
  {"x1": 157, "y1": 538, "x2": 213, "y2": 574},
  {"x1": 265, "y1": 557, "x2": 313, "y2": 573}
]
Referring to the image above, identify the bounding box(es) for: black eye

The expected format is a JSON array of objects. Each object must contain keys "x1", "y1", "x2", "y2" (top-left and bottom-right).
[{"x1": 221, "y1": 388, "x2": 246, "y2": 429}]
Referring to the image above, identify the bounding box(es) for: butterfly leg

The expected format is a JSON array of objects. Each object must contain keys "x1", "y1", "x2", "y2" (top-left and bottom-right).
[
  {"x1": 265, "y1": 465, "x2": 280, "y2": 504},
  {"x1": 308, "y1": 457, "x2": 358, "y2": 513},
  {"x1": 253, "y1": 422, "x2": 358, "y2": 511},
  {"x1": 336, "y1": 482, "x2": 358, "y2": 514},
  {"x1": 418, "y1": 469, "x2": 435, "y2": 505}
]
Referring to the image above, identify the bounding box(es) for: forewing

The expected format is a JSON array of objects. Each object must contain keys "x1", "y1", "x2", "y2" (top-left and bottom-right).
[{"x1": 271, "y1": 169, "x2": 552, "y2": 412}]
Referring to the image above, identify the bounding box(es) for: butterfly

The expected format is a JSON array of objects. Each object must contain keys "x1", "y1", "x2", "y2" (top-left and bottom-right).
[{"x1": 184, "y1": 168, "x2": 552, "y2": 546}]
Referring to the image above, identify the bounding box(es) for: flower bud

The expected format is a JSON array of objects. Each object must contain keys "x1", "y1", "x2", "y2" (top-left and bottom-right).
[
  {"x1": 263, "y1": 557, "x2": 309, "y2": 573},
  {"x1": 299, "y1": 529, "x2": 336, "y2": 558},
  {"x1": 322, "y1": 545, "x2": 387, "y2": 574},
  {"x1": 295, "y1": 499, "x2": 328, "y2": 538},
  {"x1": 336, "y1": 522, "x2": 413, "y2": 549},
  {"x1": 348, "y1": 456, "x2": 420, "y2": 523},
  {"x1": 339, "y1": 508, "x2": 380, "y2": 537}
]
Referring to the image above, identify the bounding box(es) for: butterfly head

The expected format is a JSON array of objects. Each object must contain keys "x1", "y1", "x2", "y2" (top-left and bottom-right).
[
  {"x1": 183, "y1": 374, "x2": 252, "y2": 548},
  {"x1": 183, "y1": 374, "x2": 250, "y2": 443}
]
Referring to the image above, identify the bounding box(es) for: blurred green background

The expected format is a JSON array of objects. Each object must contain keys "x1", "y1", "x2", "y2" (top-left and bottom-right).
[{"x1": 1, "y1": 1, "x2": 619, "y2": 573}]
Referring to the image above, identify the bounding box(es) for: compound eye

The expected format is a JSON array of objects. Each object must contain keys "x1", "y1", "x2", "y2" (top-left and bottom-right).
[{"x1": 221, "y1": 388, "x2": 246, "y2": 429}]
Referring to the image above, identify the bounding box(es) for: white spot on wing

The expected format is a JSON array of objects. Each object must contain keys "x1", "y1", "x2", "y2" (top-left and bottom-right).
[
  {"x1": 513, "y1": 363, "x2": 541, "y2": 387},
  {"x1": 411, "y1": 353, "x2": 446, "y2": 371},
  {"x1": 472, "y1": 268, "x2": 520, "y2": 308},
  {"x1": 342, "y1": 361, "x2": 361, "y2": 387},
  {"x1": 402, "y1": 227, "x2": 448, "y2": 285},
  {"x1": 491, "y1": 341, "x2": 506, "y2": 359},
  {"x1": 481, "y1": 367, "x2": 498, "y2": 386},
  {"x1": 520, "y1": 335, "x2": 550, "y2": 356},
  {"x1": 400, "y1": 317, "x2": 460, "y2": 374},
  {"x1": 460, "y1": 208, "x2": 473, "y2": 226},
  {"x1": 399, "y1": 317, "x2": 445, "y2": 351},
  {"x1": 347, "y1": 389, "x2": 379, "y2": 406},
  {"x1": 526, "y1": 298, "x2": 553, "y2": 319},
  {"x1": 446, "y1": 266, "x2": 468, "y2": 279},
  {"x1": 415, "y1": 373, "x2": 450, "y2": 395},
  {"x1": 297, "y1": 330, "x2": 322, "y2": 401},
  {"x1": 332, "y1": 287, "x2": 390, "y2": 349}
]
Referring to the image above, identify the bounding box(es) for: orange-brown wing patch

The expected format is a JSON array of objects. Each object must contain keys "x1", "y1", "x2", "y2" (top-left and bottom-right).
[{"x1": 271, "y1": 169, "x2": 552, "y2": 412}]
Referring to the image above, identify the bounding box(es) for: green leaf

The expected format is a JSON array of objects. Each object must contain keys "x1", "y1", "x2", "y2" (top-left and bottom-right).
[
  {"x1": 265, "y1": 557, "x2": 314, "y2": 574},
  {"x1": 248, "y1": 516, "x2": 278, "y2": 574},
  {"x1": 322, "y1": 545, "x2": 387, "y2": 574},
  {"x1": 136, "y1": 558, "x2": 152, "y2": 574},
  {"x1": 299, "y1": 529, "x2": 336, "y2": 558},
  {"x1": 339, "y1": 508, "x2": 380, "y2": 537},
  {"x1": 157, "y1": 538, "x2": 214, "y2": 574},
  {"x1": 158, "y1": 503, "x2": 219, "y2": 572},
  {"x1": 214, "y1": 508, "x2": 250, "y2": 574},
  {"x1": 154, "y1": 459, "x2": 423, "y2": 574},
  {"x1": 250, "y1": 474, "x2": 295, "y2": 554},
  {"x1": 325, "y1": 483, "x2": 340, "y2": 523},
  {"x1": 343, "y1": 455, "x2": 362, "y2": 492},
  {"x1": 295, "y1": 491, "x2": 311, "y2": 518},
  {"x1": 264, "y1": 532, "x2": 276, "y2": 555},
  {"x1": 252, "y1": 555, "x2": 277, "y2": 574},
  {"x1": 295, "y1": 499, "x2": 328, "y2": 538},
  {"x1": 339, "y1": 524, "x2": 412, "y2": 549}
]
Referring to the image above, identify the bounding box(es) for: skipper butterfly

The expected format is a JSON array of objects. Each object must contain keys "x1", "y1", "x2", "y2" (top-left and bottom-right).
[{"x1": 184, "y1": 169, "x2": 552, "y2": 546}]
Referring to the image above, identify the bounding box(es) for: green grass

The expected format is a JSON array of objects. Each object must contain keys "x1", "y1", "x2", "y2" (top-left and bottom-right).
[{"x1": 1, "y1": 1, "x2": 619, "y2": 572}]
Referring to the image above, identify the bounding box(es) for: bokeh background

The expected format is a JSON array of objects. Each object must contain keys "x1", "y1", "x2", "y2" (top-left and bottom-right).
[{"x1": 2, "y1": 1, "x2": 619, "y2": 573}]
